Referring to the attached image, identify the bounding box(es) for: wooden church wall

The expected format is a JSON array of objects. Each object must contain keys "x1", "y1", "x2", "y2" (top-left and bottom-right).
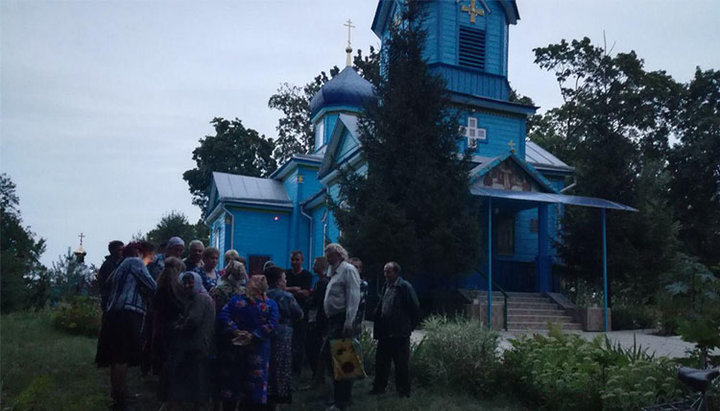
[
  {"x1": 229, "y1": 207, "x2": 291, "y2": 273},
  {"x1": 460, "y1": 109, "x2": 526, "y2": 158}
]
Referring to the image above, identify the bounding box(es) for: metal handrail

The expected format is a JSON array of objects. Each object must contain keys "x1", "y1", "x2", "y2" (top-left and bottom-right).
[{"x1": 474, "y1": 269, "x2": 509, "y2": 331}]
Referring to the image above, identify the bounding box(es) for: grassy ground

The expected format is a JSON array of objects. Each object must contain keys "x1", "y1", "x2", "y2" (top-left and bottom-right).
[{"x1": 1, "y1": 311, "x2": 525, "y2": 410}]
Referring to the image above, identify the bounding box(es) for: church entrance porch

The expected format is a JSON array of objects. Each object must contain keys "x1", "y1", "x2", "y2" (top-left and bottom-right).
[{"x1": 470, "y1": 187, "x2": 637, "y2": 332}]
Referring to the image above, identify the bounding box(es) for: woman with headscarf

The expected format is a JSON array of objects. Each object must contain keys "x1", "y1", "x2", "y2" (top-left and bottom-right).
[
  {"x1": 150, "y1": 257, "x2": 186, "y2": 375},
  {"x1": 159, "y1": 271, "x2": 215, "y2": 411},
  {"x1": 209, "y1": 260, "x2": 246, "y2": 410},
  {"x1": 211, "y1": 260, "x2": 246, "y2": 310},
  {"x1": 218, "y1": 274, "x2": 278, "y2": 411},
  {"x1": 264, "y1": 266, "x2": 303, "y2": 410},
  {"x1": 198, "y1": 247, "x2": 221, "y2": 292}
]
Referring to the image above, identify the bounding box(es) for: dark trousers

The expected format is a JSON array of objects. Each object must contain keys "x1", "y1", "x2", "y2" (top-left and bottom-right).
[
  {"x1": 373, "y1": 337, "x2": 411, "y2": 396},
  {"x1": 306, "y1": 322, "x2": 326, "y2": 382},
  {"x1": 291, "y1": 318, "x2": 307, "y2": 375}
]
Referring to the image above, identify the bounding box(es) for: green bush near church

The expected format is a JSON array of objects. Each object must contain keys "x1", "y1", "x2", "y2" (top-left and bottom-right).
[
  {"x1": 51, "y1": 295, "x2": 102, "y2": 337},
  {"x1": 502, "y1": 326, "x2": 684, "y2": 411},
  {"x1": 411, "y1": 316, "x2": 502, "y2": 398}
]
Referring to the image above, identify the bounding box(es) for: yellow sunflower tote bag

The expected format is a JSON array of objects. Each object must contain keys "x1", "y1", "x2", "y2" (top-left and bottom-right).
[{"x1": 329, "y1": 338, "x2": 367, "y2": 381}]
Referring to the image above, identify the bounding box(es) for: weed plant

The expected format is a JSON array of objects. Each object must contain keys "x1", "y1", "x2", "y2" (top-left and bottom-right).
[
  {"x1": 411, "y1": 315, "x2": 501, "y2": 398},
  {"x1": 601, "y1": 359, "x2": 682, "y2": 410},
  {"x1": 504, "y1": 325, "x2": 684, "y2": 411},
  {"x1": 50, "y1": 295, "x2": 102, "y2": 337}
]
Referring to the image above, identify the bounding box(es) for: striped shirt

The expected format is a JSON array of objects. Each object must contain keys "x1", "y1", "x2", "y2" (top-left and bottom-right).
[{"x1": 106, "y1": 257, "x2": 157, "y2": 314}]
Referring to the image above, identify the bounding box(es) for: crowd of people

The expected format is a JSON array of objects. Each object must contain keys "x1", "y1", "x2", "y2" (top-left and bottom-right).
[{"x1": 95, "y1": 237, "x2": 420, "y2": 411}]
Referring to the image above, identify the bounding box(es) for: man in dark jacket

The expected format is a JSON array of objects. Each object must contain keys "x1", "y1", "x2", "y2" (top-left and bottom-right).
[{"x1": 371, "y1": 261, "x2": 420, "y2": 398}]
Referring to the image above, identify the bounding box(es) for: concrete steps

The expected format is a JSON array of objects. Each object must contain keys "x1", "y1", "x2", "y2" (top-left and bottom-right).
[{"x1": 474, "y1": 291, "x2": 583, "y2": 332}]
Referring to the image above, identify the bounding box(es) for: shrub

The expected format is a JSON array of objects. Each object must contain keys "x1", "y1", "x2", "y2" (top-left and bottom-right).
[
  {"x1": 503, "y1": 327, "x2": 605, "y2": 410},
  {"x1": 50, "y1": 295, "x2": 101, "y2": 337},
  {"x1": 601, "y1": 359, "x2": 682, "y2": 411},
  {"x1": 503, "y1": 326, "x2": 685, "y2": 411},
  {"x1": 611, "y1": 305, "x2": 656, "y2": 330},
  {"x1": 359, "y1": 327, "x2": 377, "y2": 376},
  {"x1": 411, "y1": 315, "x2": 501, "y2": 398}
]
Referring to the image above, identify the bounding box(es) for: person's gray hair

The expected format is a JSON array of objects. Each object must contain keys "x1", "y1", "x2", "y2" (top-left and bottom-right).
[
  {"x1": 324, "y1": 243, "x2": 348, "y2": 261},
  {"x1": 386, "y1": 261, "x2": 402, "y2": 274},
  {"x1": 224, "y1": 260, "x2": 247, "y2": 279},
  {"x1": 188, "y1": 240, "x2": 204, "y2": 250},
  {"x1": 225, "y1": 249, "x2": 241, "y2": 262}
]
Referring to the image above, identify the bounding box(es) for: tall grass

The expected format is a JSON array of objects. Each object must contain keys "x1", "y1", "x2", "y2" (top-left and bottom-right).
[
  {"x1": 411, "y1": 315, "x2": 502, "y2": 398},
  {"x1": 1, "y1": 310, "x2": 108, "y2": 410},
  {"x1": 1, "y1": 310, "x2": 526, "y2": 410}
]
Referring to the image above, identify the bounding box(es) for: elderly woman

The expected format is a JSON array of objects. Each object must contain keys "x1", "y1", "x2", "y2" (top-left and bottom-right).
[
  {"x1": 198, "y1": 247, "x2": 220, "y2": 292},
  {"x1": 265, "y1": 266, "x2": 303, "y2": 409},
  {"x1": 151, "y1": 257, "x2": 186, "y2": 375},
  {"x1": 159, "y1": 271, "x2": 215, "y2": 410},
  {"x1": 210, "y1": 260, "x2": 247, "y2": 408},
  {"x1": 218, "y1": 274, "x2": 278, "y2": 411}
]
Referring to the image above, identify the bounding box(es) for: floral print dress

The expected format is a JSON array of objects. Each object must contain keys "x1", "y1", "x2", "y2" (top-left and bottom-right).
[
  {"x1": 217, "y1": 294, "x2": 278, "y2": 404},
  {"x1": 267, "y1": 288, "x2": 303, "y2": 404}
]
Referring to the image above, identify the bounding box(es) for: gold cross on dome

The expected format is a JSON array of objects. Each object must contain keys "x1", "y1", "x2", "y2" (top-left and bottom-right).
[
  {"x1": 461, "y1": 0, "x2": 485, "y2": 24},
  {"x1": 344, "y1": 19, "x2": 355, "y2": 48},
  {"x1": 508, "y1": 140, "x2": 516, "y2": 153},
  {"x1": 78, "y1": 232, "x2": 85, "y2": 246}
]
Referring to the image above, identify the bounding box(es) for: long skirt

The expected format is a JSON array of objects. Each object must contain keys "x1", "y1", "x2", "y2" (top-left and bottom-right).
[
  {"x1": 95, "y1": 310, "x2": 143, "y2": 367},
  {"x1": 159, "y1": 350, "x2": 211, "y2": 403},
  {"x1": 268, "y1": 324, "x2": 293, "y2": 404}
]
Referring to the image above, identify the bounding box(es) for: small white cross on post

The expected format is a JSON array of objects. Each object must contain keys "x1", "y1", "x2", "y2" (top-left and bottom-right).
[
  {"x1": 344, "y1": 19, "x2": 355, "y2": 66},
  {"x1": 344, "y1": 19, "x2": 355, "y2": 48},
  {"x1": 508, "y1": 140, "x2": 515, "y2": 153}
]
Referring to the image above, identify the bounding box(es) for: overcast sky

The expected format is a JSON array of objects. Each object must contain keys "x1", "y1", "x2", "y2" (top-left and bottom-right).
[{"x1": 2, "y1": 0, "x2": 718, "y2": 268}]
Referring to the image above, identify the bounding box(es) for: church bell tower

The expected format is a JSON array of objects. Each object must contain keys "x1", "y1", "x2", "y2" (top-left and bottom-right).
[{"x1": 372, "y1": 0, "x2": 533, "y2": 159}]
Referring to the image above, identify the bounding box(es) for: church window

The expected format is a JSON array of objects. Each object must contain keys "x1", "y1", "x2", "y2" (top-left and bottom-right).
[
  {"x1": 464, "y1": 117, "x2": 486, "y2": 149},
  {"x1": 315, "y1": 119, "x2": 325, "y2": 148},
  {"x1": 458, "y1": 26, "x2": 486, "y2": 70},
  {"x1": 496, "y1": 215, "x2": 515, "y2": 256}
]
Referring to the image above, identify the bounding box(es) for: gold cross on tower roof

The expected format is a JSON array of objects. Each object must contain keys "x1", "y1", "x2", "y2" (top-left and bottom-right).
[
  {"x1": 78, "y1": 232, "x2": 85, "y2": 246},
  {"x1": 461, "y1": 0, "x2": 485, "y2": 24}
]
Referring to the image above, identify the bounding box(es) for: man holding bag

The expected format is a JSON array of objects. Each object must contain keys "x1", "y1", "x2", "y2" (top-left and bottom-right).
[
  {"x1": 322, "y1": 243, "x2": 362, "y2": 411},
  {"x1": 371, "y1": 261, "x2": 420, "y2": 398}
]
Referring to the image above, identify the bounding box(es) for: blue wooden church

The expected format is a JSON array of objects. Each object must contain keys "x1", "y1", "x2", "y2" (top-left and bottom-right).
[{"x1": 205, "y1": 0, "x2": 633, "y2": 317}]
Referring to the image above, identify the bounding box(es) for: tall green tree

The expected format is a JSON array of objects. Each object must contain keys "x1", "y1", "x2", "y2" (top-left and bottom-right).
[
  {"x1": 332, "y1": 1, "x2": 481, "y2": 282},
  {"x1": 0, "y1": 174, "x2": 46, "y2": 312},
  {"x1": 184, "y1": 117, "x2": 277, "y2": 213},
  {"x1": 268, "y1": 48, "x2": 380, "y2": 165},
  {"x1": 668, "y1": 68, "x2": 720, "y2": 269},
  {"x1": 529, "y1": 38, "x2": 682, "y2": 302},
  {"x1": 144, "y1": 211, "x2": 209, "y2": 249}
]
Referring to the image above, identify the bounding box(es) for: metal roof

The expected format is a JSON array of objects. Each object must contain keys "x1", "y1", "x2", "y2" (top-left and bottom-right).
[
  {"x1": 471, "y1": 187, "x2": 637, "y2": 211},
  {"x1": 212, "y1": 172, "x2": 291, "y2": 205},
  {"x1": 526, "y1": 141, "x2": 574, "y2": 172},
  {"x1": 318, "y1": 114, "x2": 362, "y2": 179}
]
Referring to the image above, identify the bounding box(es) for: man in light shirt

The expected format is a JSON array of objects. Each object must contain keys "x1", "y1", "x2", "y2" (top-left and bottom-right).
[{"x1": 322, "y1": 243, "x2": 361, "y2": 411}]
